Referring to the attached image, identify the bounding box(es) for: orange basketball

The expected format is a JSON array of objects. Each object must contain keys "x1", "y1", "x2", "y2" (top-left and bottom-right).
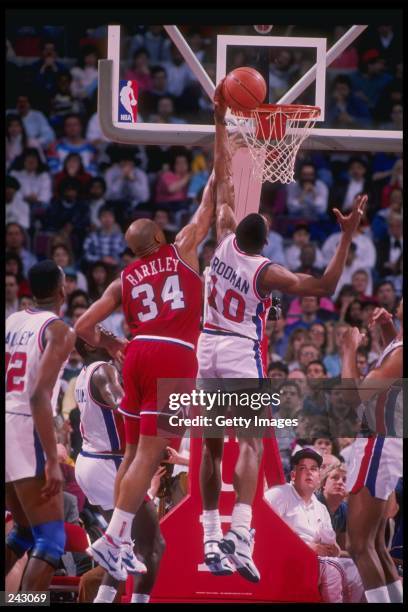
[{"x1": 222, "y1": 67, "x2": 267, "y2": 111}]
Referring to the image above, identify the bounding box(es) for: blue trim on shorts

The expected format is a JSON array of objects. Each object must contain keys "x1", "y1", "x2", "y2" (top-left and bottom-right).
[
  {"x1": 33, "y1": 427, "x2": 45, "y2": 477},
  {"x1": 203, "y1": 328, "x2": 255, "y2": 341},
  {"x1": 365, "y1": 436, "x2": 385, "y2": 497},
  {"x1": 80, "y1": 450, "x2": 123, "y2": 470},
  {"x1": 100, "y1": 408, "x2": 121, "y2": 452}
]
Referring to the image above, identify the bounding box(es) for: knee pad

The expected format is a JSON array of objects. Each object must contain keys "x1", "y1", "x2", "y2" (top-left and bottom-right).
[
  {"x1": 6, "y1": 524, "x2": 35, "y2": 558},
  {"x1": 31, "y1": 521, "x2": 66, "y2": 568}
]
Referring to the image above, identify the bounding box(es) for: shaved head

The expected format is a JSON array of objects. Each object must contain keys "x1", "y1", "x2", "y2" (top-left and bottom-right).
[{"x1": 125, "y1": 218, "x2": 166, "y2": 257}]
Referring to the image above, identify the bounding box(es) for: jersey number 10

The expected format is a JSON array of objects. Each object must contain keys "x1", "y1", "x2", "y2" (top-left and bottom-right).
[{"x1": 208, "y1": 275, "x2": 245, "y2": 323}]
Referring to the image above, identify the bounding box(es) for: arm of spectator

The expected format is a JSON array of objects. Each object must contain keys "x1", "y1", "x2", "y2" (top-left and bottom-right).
[
  {"x1": 37, "y1": 112, "x2": 56, "y2": 147},
  {"x1": 165, "y1": 173, "x2": 191, "y2": 194},
  {"x1": 164, "y1": 446, "x2": 189, "y2": 466}
]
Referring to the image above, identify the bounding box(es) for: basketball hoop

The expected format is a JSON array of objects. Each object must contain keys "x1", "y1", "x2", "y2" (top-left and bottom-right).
[{"x1": 228, "y1": 104, "x2": 320, "y2": 184}]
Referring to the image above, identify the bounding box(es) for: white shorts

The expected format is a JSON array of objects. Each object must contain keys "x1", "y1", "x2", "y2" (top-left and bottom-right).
[
  {"x1": 6, "y1": 413, "x2": 45, "y2": 483},
  {"x1": 197, "y1": 331, "x2": 265, "y2": 381},
  {"x1": 75, "y1": 451, "x2": 123, "y2": 511},
  {"x1": 346, "y1": 436, "x2": 403, "y2": 500}
]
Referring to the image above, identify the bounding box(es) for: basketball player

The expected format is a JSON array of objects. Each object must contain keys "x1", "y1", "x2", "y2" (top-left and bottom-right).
[
  {"x1": 74, "y1": 171, "x2": 216, "y2": 579},
  {"x1": 5, "y1": 261, "x2": 75, "y2": 591},
  {"x1": 198, "y1": 82, "x2": 367, "y2": 582},
  {"x1": 74, "y1": 338, "x2": 165, "y2": 604},
  {"x1": 341, "y1": 300, "x2": 403, "y2": 603}
]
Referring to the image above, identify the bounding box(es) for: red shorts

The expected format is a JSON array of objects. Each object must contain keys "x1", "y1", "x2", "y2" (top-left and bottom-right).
[{"x1": 119, "y1": 338, "x2": 198, "y2": 437}]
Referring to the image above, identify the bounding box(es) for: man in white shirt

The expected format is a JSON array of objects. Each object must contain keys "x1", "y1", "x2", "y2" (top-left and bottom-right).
[
  {"x1": 10, "y1": 94, "x2": 55, "y2": 148},
  {"x1": 6, "y1": 176, "x2": 30, "y2": 230},
  {"x1": 265, "y1": 448, "x2": 364, "y2": 603},
  {"x1": 285, "y1": 223, "x2": 325, "y2": 271},
  {"x1": 286, "y1": 163, "x2": 329, "y2": 221},
  {"x1": 322, "y1": 214, "x2": 376, "y2": 272}
]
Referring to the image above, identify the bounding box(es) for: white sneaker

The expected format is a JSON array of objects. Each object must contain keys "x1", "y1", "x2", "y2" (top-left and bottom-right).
[
  {"x1": 121, "y1": 541, "x2": 147, "y2": 574},
  {"x1": 219, "y1": 528, "x2": 260, "y2": 583},
  {"x1": 87, "y1": 534, "x2": 128, "y2": 582},
  {"x1": 204, "y1": 539, "x2": 234, "y2": 576}
]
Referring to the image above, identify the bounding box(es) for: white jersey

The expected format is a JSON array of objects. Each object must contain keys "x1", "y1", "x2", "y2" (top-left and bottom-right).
[
  {"x1": 74, "y1": 362, "x2": 125, "y2": 455},
  {"x1": 203, "y1": 233, "x2": 272, "y2": 341},
  {"x1": 6, "y1": 308, "x2": 63, "y2": 417}
]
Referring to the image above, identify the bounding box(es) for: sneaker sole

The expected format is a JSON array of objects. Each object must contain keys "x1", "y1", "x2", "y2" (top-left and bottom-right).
[
  {"x1": 87, "y1": 545, "x2": 128, "y2": 582},
  {"x1": 205, "y1": 558, "x2": 234, "y2": 576},
  {"x1": 218, "y1": 540, "x2": 260, "y2": 583}
]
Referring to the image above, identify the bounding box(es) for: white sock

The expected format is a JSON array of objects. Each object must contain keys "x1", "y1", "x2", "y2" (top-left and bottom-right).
[
  {"x1": 365, "y1": 586, "x2": 391, "y2": 603},
  {"x1": 202, "y1": 509, "x2": 222, "y2": 541},
  {"x1": 131, "y1": 593, "x2": 150, "y2": 603},
  {"x1": 387, "y1": 580, "x2": 403, "y2": 603},
  {"x1": 231, "y1": 503, "x2": 252, "y2": 536},
  {"x1": 105, "y1": 507, "x2": 135, "y2": 543},
  {"x1": 94, "y1": 585, "x2": 117, "y2": 603}
]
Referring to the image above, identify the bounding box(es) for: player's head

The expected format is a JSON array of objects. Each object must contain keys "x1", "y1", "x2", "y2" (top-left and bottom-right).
[
  {"x1": 125, "y1": 218, "x2": 166, "y2": 257},
  {"x1": 235, "y1": 213, "x2": 268, "y2": 255},
  {"x1": 28, "y1": 260, "x2": 65, "y2": 307},
  {"x1": 75, "y1": 336, "x2": 111, "y2": 364}
]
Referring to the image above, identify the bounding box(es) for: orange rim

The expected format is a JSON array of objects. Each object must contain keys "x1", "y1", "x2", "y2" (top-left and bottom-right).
[{"x1": 232, "y1": 104, "x2": 320, "y2": 121}]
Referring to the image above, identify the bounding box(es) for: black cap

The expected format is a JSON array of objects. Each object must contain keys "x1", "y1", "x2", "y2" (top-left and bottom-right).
[{"x1": 290, "y1": 447, "x2": 323, "y2": 469}]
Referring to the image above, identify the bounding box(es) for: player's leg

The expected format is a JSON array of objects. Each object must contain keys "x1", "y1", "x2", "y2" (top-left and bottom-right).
[
  {"x1": 374, "y1": 501, "x2": 403, "y2": 602},
  {"x1": 10, "y1": 477, "x2": 64, "y2": 591},
  {"x1": 5, "y1": 483, "x2": 33, "y2": 576},
  {"x1": 347, "y1": 487, "x2": 390, "y2": 602}
]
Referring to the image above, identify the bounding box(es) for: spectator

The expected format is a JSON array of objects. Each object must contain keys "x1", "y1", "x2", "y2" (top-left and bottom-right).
[
  {"x1": 10, "y1": 148, "x2": 52, "y2": 219},
  {"x1": 47, "y1": 113, "x2": 96, "y2": 175},
  {"x1": 373, "y1": 62, "x2": 402, "y2": 124},
  {"x1": 269, "y1": 49, "x2": 299, "y2": 101},
  {"x1": 138, "y1": 65, "x2": 171, "y2": 117},
  {"x1": 87, "y1": 177, "x2": 109, "y2": 229},
  {"x1": 87, "y1": 261, "x2": 113, "y2": 302},
  {"x1": 328, "y1": 26, "x2": 359, "y2": 72},
  {"x1": 155, "y1": 148, "x2": 192, "y2": 213},
  {"x1": 351, "y1": 49, "x2": 393, "y2": 111},
  {"x1": 199, "y1": 239, "x2": 216, "y2": 275},
  {"x1": 6, "y1": 273, "x2": 20, "y2": 319},
  {"x1": 149, "y1": 96, "x2": 186, "y2": 125},
  {"x1": 267, "y1": 361, "x2": 289, "y2": 381},
  {"x1": 295, "y1": 244, "x2": 323, "y2": 277},
  {"x1": 379, "y1": 102, "x2": 403, "y2": 130},
  {"x1": 376, "y1": 213, "x2": 403, "y2": 279},
  {"x1": 374, "y1": 280, "x2": 398, "y2": 314},
  {"x1": 335, "y1": 284, "x2": 358, "y2": 319},
  {"x1": 275, "y1": 380, "x2": 303, "y2": 477},
  {"x1": 316, "y1": 462, "x2": 348, "y2": 551},
  {"x1": 152, "y1": 208, "x2": 177, "y2": 243},
  {"x1": 54, "y1": 152, "x2": 92, "y2": 197},
  {"x1": 5, "y1": 252, "x2": 30, "y2": 297},
  {"x1": 62, "y1": 347, "x2": 83, "y2": 382},
  {"x1": 372, "y1": 187, "x2": 402, "y2": 241},
  {"x1": 283, "y1": 328, "x2": 310, "y2": 369},
  {"x1": 10, "y1": 93, "x2": 55, "y2": 148},
  {"x1": 344, "y1": 299, "x2": 364, "y2": 327},
  {"x1": 48, "y1": 72, "x2": 84, "y2": 135},
  {"x1": 309, "y1": 322, "x2": 328, "y2": 357},
  {"x1": 360, "y1": 25, "x2": 402, "y2": 72},
  {"x1": 57, "y1": 444, "x2": 86, "y2": 513},
  {"x1": 265, "y1": 448, "x2": 364, "y2": 603},
  {"x1": 5, "y1": 222, "x2": 38, "y2": 276},
  {"x1": 330, "y1": 158, "x2": 371, "y2": 213},
  {"x1": 104, "y1": 149, "x2": 150, "y2": 213},
  {"x1": 284, "y1": 223, "x2": 325, "y2": 271},
  {"x1": 5, "y1": 175, "x2": 30, "y2": 230},
  {"x1": 385, "y1": 253, "x2": 402, "y2": 298},
  {"x1": 298, "y1": 343, "x2": 321, "y2": 373},
  {"x1": 161, "y1": 44, "x2": 196, "y2": 100},
  {"x1": 129, "y1": 25, "x2": 172, "y2": 65},
  {"x1": 285, "y1": 296, "x2": 324, "y2": 337},
  {"x1": 356, "y1": 347, "x2": 369, "y2": 379},
  {"x1": 83, "y1": 206, "x2": 126, "y2": 267},
  {"x1": 32, "y1": 40, "x2": 69, "y2": 97},
  {"x1": 312, "y1": 436, "x2": 335, "y2": 457},
  {"x1": 6, "y1": 114, "x2": 44, "y2": 172},
  {"x1": 286, "y1": 162, "x2": 329, "y2": 220},
  {"x1": 70, "y1": 45, "x2": 99, "y2": 100},
  {"x1": 350, "y1": 269, "x2": 373, "y2": 301},
  {"x1": 65, "y1": 289, "x2": 91, "y2": 322},
  {"x1": 287, "y1": 368, "x2": 309, "y2": 398},
  {"x1": 326, "y1": 75, "x2": 371, "y2": 128},
  {"x1": 261, "y1": 212, "x2": 287, "y2": 267},
  {"x1": 51, "y1": 243, "x2": 88, "y2": 291},
  {"x1": 124, "y1": 48, "x2": 153, "y2": 92},
  {"x1": 19, "y1": 295, "x2": 34, "y2": 311}
]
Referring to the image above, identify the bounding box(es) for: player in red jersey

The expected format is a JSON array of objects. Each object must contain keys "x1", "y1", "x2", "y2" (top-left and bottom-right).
[{"x1": 74, "y1": 173, "x2": 215, "y2": 579}]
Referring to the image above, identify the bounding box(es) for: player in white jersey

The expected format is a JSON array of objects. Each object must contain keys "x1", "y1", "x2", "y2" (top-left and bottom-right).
[
  {"x1": 341, "y1": 300, "x2": 403, "y2": 603},
  {"x1": 74, "y1": 338, "x2": 165, "y2": 604},
  {"x1": 5, "y1": 261, "x2": 75, "y2": 591},
  {"x1": 198, "y1": 82, "x2": 368, "y2": 583}
]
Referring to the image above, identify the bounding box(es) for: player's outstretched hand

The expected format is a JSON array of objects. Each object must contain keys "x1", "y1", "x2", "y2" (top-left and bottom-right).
[
  {"x1": 41, "y1": 459, "x2": 64, "y2": 500},
  {"x1": 368, "y1": 307, "x2": 393, "y2": 330},
  {"x1": 342, "y1": 326, "x2": 365, "y2": 351},
  {"x1": 333, "y1": 194, "x2": 367, "y2": 238},
  {"x1": 214, "y1": 79, "x2": 227, "y2": 123}
]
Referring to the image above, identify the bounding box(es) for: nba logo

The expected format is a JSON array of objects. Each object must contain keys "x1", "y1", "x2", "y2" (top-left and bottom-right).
[{"x1": 118, "y1": 80, "x2": 138, "y2": 123}]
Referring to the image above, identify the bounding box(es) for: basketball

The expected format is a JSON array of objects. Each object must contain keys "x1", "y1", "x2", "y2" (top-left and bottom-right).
[{"x1": 222, "y1": 67, "x2": 267, "y2": 112}]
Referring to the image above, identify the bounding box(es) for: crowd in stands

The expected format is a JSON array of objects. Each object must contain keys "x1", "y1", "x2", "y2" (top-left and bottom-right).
[{"x1": 5, "y1": 23, "x2": 403, "y2": 593}]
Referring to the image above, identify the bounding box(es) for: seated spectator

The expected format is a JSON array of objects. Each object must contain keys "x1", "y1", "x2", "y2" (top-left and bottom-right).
[
  {"x1": 5, "y1": 176, "x2": 30, "y2": 230},
  {"x1": 373, "y1": 62, "x2": 402, "y2": 125},
  {"x1": 149, "y1": 95, "x2": 186, "y2": 125},
  {"x1": 351, "y1": 50, "x2": 393, "y2": 111},
  {"x1": 152, "y1": 208, "x2": 178, "y2": 243},
  {"x1": 49, "y1": 72, "x2": 85, "y2": 135},
  {"x1": 287, "y1": 368, "x2": 309, "y2": 397},
  {"x1": 385, "y1": 253, "x2": 402, "y2": 299},
  {"x1": 51, "y1": 243, "x2": 88, "y2": 291},
  {"x1": 361, "y1": 25, "x2": 402, "y2": 73},
  {"x1": 334, "y1": 284, "x2": 358, "y2": 320},
  {"x1": 358, "y1": 325, "x2": 381, "y2": 365},
  {"x1": 10, "y1": 148, "x2": 52, "y2": 221},
  {"x1": 283, "y1": 328, "x2": 310, "y2": 369},
  {"x1": 332, "y1": 243, "x2": 360, "y2": 301},
  {"x1": 309, "y1": 322, "x2": 328, "y2": 357},
  {"x1": 70, "y1": 45, "x2": 99, "y2": 100},
  {"x1": 344, "y1": 299, "x2": 364, "y2": 327},
  {"x1": 326, "y1": 74, "x2": 371, "y2": 128},
  {"x1": 86, "y1": 177, "x2": 108, "y2": 229},
  {"x1": 154, "y1": 148, "x2": 192, "y2": 213},
  {"x1": 124, "y1": 48, "x2": 153, "y2": 92},
  {"x1": 379, "y1": 102, "x2": 403, "y2": 131},
  {"x1": 286, "y1": 162, "x2": 329, "y2": 221},
  {"x1": 9, "y1": 93, "x2": 55, "y2": 149},
  {"x1": 372, "y1": 187, "x2": 402, "y2": 241},
  {"x1": 87, "y1": 261, "x2": 114, "y2": 302},
  {"x1": 374, "y1": 280, "x2": 399, "y2": 315},
  {"x1": 45, "y1": 178, "x2": 90, "y2": 256},
  {"x1": 65, "y1": 289, "x2": 91, "y2": 323},
  {"x1": 6, "y1": 114, "x2": 44, "y2": 172},
  {"x1": 265, "y1": 448, "x2": 364, "y2": 603},
  {"x1": 128, "y1": 25, "x2": 172, "y2": 65},
  {"x1": 54, "y1": 152, "x2": 92, "y2": 197},
  {"x1": 261, "y1": 211, "x2": 287, "y2": 267},
  {"x1": 198, "y1": 238, "x2": 216, "y2": 276},
  {"x1": 5, "y1": 222, "x2": 38, "y2": 276},
  {"x1": 83, "y1": 206, "x2": 126, "y2": 267},
  {"x1": 284, "y1": 223, "x2": 325, "y2": 271},
  {"x1": 316, "y1": 462, "x2": 348, "y2": 551},
  {"x1": 269, "y1": 49, "x2": 299, "y2": 102},
  {"x1": 285, "y1": 296, "x2": 325, "y2": 337},
  {"x1": 286, "y1": 294, "x2": 336, "y2": 329},
  {"x1": 356, "y1": 347, "x2": 369, "y2": 379},
  {"x1": 330, "y1": 157, "x2": 371, "y2": 213},
  {"x1": 304, "y1": 362, "x2": 330, "y2": 417},
  {"x1": 275, "y1": 380, "x2": 303, "y2": 477},
  {"x1": 104, "y1": 149, "x2": 150, "y2": 213},
  {"x1": 5, "y1": 252, "x2": 31, "y2": 297},
  {"x1": 138, "y1": 65, "x2": 171, "y2": 118},
  {"x1": 47, "y1": 113, "x2": 97, "y2": 175},
  {"x1": 161, "y1": 44, "x2": 197, "y2": 102},
  {"x1": 31, "y1": 40, "x2": 69, "y2": 102},
  {"x1": 267, "y1": 361, "x2": 289, "y2": 382},
  {"x1": 295, "y1": 244, "x2": 324, "y2": 277},
  {"x1": 6, "y1": 273, "x2": 20, "y2": 319},
  {"x1": 298, "y1": 343, "x2": 321, "y2": 374},
  {"x1": 350, "y1": 269, "x2": 373, "y2": 301},
  {"x1": 62, "y1": 347, "x2": 83, "y2": 382},
  {"x1": 19, "y1": 295, "x2": 35, "y2": 311},
  {"x1": 376, "y1": 213, "x2": 403, "y2": 279},
  {"x1": 328, "y1": 26, "x2": 359, "y2": 72},
  {"x1": 312, "y1": 436, "x2": 337, "y2": 458}
]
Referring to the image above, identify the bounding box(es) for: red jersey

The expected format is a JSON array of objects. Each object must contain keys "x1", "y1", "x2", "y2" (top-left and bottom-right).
[{"x1": 121, "y1": 243, "x2": 202, "y2": 347}]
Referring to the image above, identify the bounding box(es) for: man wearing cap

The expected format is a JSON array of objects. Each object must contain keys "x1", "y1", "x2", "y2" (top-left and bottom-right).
[{"x1": 265, "y1": 448, "x2": 364, "y2": 603}]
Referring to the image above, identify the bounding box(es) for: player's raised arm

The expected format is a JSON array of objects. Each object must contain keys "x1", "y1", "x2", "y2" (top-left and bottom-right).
[
  {"x1": 30, "y1": 319, "x2": 76, "y2": 498},
  {"x1": 74, "y1": 279, "x2": 126, "y2": 359},
  {"x1": 91, "y1": 362, "x2": 124, "y2": 409},
  {"x1": 258, "y1": 194, "x2": 367, "y2": 297}
]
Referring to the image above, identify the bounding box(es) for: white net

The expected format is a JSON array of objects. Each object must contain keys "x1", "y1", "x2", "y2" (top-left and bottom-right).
[{"x1": 228, "y1": 105, "x2": 320, "y2": 184}]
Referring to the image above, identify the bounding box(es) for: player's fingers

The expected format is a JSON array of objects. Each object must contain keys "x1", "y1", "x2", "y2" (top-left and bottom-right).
[{"x1": 332, "y1": 208, "x2": 343, "y2": 221}]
